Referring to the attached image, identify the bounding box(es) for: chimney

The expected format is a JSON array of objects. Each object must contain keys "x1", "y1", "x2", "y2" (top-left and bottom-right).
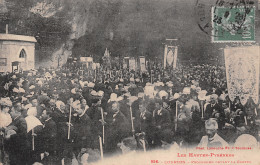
[{"x1": 6, "y1": 24, "x2": 8, "y2": 34}]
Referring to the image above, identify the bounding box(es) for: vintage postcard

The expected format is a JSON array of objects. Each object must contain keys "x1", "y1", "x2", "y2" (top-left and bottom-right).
[{"x1": 0, "y1": 0, "x2": 259, "y2": 165}]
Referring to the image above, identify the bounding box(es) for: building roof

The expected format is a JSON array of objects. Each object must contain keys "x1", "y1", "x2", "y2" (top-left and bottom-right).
[{"x1": 0, "y1": 33, "x2": 37, "y2": 43}]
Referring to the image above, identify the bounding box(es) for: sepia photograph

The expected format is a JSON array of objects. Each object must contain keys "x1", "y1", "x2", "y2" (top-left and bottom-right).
[{"x1": 0, "y1": 0, "x2": 259, "y2": 164}]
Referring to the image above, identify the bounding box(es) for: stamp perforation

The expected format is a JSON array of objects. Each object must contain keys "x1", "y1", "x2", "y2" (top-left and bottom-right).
[{"x1": 211, "y1": 6, "x2": 255, "y2": 43}]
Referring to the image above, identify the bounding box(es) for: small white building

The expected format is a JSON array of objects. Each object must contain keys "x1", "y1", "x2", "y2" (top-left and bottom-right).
[{"x1": 0, "y1": 33, "x2": 37, "y2": 73}]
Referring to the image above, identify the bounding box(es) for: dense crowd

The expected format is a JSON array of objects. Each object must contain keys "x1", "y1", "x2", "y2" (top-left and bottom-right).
[{"x1": 0, "y1": 62, "x2": 259, "y2": 165}]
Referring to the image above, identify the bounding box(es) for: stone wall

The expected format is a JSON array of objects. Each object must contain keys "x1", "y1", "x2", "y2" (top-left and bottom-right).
[{"x1": 0, "y1": 40, "x2": 35, "y2": 72}]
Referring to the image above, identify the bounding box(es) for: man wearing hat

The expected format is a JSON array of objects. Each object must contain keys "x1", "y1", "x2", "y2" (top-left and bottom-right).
[
  {"x1": 37, "y1": 88, "x2": 50, "y2": 107},
  {"x1": 135, "y1": 78, "x2": 144, "y2": 94},
  {"x1": 153, "y1": 99, "x2": 171, "y2": 147},
  {"x1": 5, "y1": 104, "x2": 30, "y2": 165},
  {"x1": 131, "y1": 92, "x2": 145, "y2": 120},
  {"x1": 27, "y1": 96, "x2": 43, "y2": 119},
  {"x1": 51, "y1": 100, "x2": 71, "y2": 164},
  {"x1": 114, "y1": 84, "x2": 125, "y2": 96},
  {"x1": 128, "y1": 81, "x2": 138, "y2": 97},
  {"x1": 38, "y1": 110, "x2": 58, "y2": 165},
  {"x1": 105, "y1": 102, "x2": 131, "y2": 153},
  {"x1": 198, "y1": 118, "x2": 229, "y2": 147},
  {"x1": 86, "y1": 90, "x2": 97, "y2": 107},
  {"x1": 117, "y1": 94, "x2": 131, "y2": 118},
  {"x1": 71, "y1": 101, "x2": 93, "y2": 155},
  {"x1": 134, "y1": 102, "x2": 154, "y2": 147},
  {"x1": 86, "y1": 98, "x2": 105, "y2": 148},
  {"x1": 82, "y1": 82, "x2": 95, "y2": 107},
  {"x1": 175, "y1": 100, "x2": 193, "y2": 146},
  {"x1": 232, "y1": 97, "x2": 244, "y2": 113},
  {"x1": 204, "y1": 94, "x2": 224, "y2": 120}
]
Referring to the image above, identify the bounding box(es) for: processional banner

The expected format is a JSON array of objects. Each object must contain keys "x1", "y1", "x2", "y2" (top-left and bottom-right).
[
  {"x1": 80, "y1": 57, "x2": 93, "y2": 69},
  {"x1": 164, "y1": 45, "x2": 178, "y2": 69},
  {"x1": 80, "y1": 57, "x2": 93, "y2": 62},
  {"x1": 123, "y1": 57, "x2": 129, "y2": 69},
  {"x1": 139, "y1": 57, "x2": 146, "y2": 72},
  {"x1": 129, "y1": 58, "x2": 136, "y2": 71},
  {"x1": 224, "y1": 46, "x2": 259, "y2": 105}
]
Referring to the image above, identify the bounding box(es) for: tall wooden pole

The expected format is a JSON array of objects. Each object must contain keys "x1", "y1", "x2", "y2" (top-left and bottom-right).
[
  {"x1": 99, "y1": 136, "x2": 104, "y2": 160},
  {"x1": 32, "y1": 128, "x2": 35, "y2": 151},
  {"x1": 101, "y1": 108, "x2": 105, "y2": 144},
  {"x1": 130, "y1": 106, "x2": 135, "y2": 137},
  {"x1": 175, "y1": 101, "x2": 178, "y2": 131},
  {"x1": 67, "y1": 105, "x2": 72, "y2": 139}
]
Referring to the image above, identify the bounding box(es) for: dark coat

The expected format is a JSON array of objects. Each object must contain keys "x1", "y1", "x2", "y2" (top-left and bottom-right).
[
  {"x1": 72, "y1": 112, "x2": 93, "y2": 149},
  {"x1": 5, "y1": 115, "x2": 31, "y2": 165},
  {"x1": 135, "y1": 110, "x2": 154, "y2": 134},
  {"x1": 51, "y1": 109, "x2": 71, "y2": 141},
  {"x1": 6, "y1": 115, "x2": 29, "y2": 153},
  {"x1": 205, "y1": 103, "x2": 224, "y2": 120},
  {"x1": 72, "y1": 113, "x2": 92, "y2": 140},
  {"x1": 38, "y1": 118, "x2": 57, "y2": 154},
  {"x1": 87, "y1": 106, "x2": 104, "y2": 136},
  {"x1": 153, "y1": 108, "x2": 172, "y2": 130},
  {"x1": 105, "y1": 111, "x2": 131, "y2": 151},
  {"x1": 131, "y1": 98, "x2": 142, "y2": 118},
  {"x1": 119, "y1": 99, "x2": 131, "y2": 118}
]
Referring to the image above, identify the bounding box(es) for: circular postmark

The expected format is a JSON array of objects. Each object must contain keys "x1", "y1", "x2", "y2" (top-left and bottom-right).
[
  {"x1": 195, "y1": 0, "x2": 215, "y2": 36},
  {"x1": 195, "y1": 0, "x2": 255, "y2": 42}
]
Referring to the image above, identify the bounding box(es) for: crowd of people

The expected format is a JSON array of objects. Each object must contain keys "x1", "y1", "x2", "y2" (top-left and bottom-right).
[{"x1": 0, "y1": 61, "x2": 259, "y2": 165}]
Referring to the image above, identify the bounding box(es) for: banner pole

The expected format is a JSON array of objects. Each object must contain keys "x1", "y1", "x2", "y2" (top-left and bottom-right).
[
  {"x1": 175, "y1": 101, "x2": 178, "y2": 131},
  {"x1": 164, "y1": 45, "x2": 168, "y2": 69},
  {"x1": 101, "y1": 108, "x2": 105, "y2": 144},
  {"x1": 130, "y1": 106, "x2": 135, "y2": 137},
  {"x1": 68, "y1": 105, "x2": 72, "y2": 139},
  {"x1": 99, "y1": 136, "x2": 104, "y2": 160},
  {"x1": 173, "y1": 46, "x2": 178, "y2": 69},
  {"x1": 32, "y1": 128, "x2": 35, "y2": 151}
]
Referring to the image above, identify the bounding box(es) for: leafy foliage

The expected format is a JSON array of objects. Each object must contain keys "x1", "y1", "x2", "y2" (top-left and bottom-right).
[{"x1": 1, "y1": 0, "x2": 71, "y2": 61}]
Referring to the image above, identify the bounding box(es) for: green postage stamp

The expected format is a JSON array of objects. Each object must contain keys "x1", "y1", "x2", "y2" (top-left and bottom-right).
[{"x1": 211, "y1": 6, "x2": 255, "y2": 43}]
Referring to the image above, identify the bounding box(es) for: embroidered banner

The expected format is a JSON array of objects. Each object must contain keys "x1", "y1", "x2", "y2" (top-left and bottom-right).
[
  {"x1": 224, "y1": 46, "x2": 259, "y2": 105},
  {"x1": 164, "y1": 45, "x2": 178, "y2": 69},
  {"x1": 139, "y1": 57, "x2": 146, "y2": 72},
  {"x1": 173, "y1": 46, "x2": 178, "y2": 69}
]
